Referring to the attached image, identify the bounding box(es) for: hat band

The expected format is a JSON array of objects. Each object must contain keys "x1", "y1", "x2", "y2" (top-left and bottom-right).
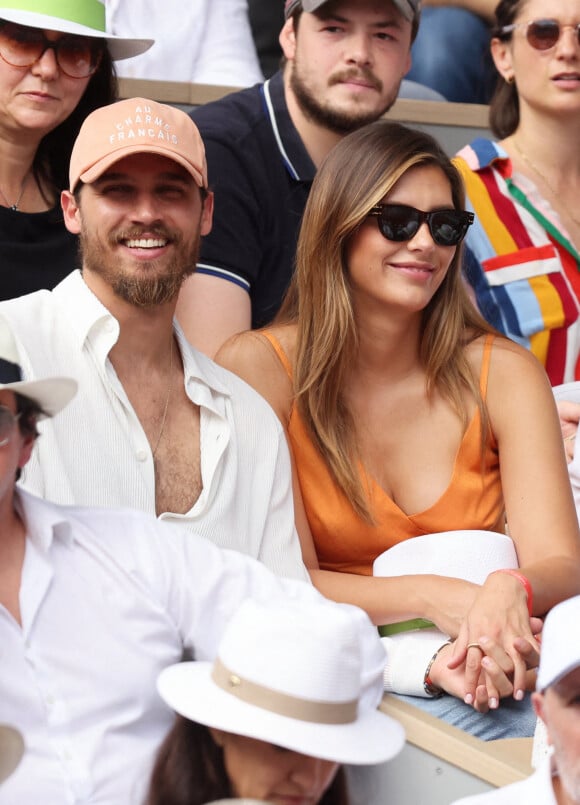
[
  {"x1": 0, "y1": 357, "x2": 22, "y2": 384},
  {"x1": 211, "y1": 659, "x2": 357, "y2": 725},
  {"x1": 0, "y1": 0, "x2": 105, "y2": 31}
]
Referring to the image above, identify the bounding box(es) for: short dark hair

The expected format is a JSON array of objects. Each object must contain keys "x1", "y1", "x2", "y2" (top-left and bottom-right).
[
  {"x1": 488, "y1": 0, "x2": 523, "y2": 139},
  {"x1": 14, "y1": 392, "x2": 44, "y2": 481},
  {"x1": 15, "y1": 392, "x2": 44, "y2": 440}
]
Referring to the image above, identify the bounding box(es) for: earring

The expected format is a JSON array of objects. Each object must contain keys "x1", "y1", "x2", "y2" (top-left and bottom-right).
[{"x1": 506, "y1": 74, "x2": 515, "y2": 84}]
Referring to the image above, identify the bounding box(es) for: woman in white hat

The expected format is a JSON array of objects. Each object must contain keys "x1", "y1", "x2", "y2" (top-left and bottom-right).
[
  {"x1": 0, "y1": 0, "x2": 151, "y2": 300},
  {"x1": 146, "y1": 598, "x2": 405, "y2": 805}
]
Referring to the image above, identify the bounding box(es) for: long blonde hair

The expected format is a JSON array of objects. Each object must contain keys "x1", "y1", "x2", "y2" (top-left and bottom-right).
[{"x1": 278, "y1": 121, "x2": 497, "y2": 521}]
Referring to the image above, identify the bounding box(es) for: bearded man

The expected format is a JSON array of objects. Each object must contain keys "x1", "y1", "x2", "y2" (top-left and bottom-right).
[
  {"x1": 0, "y1": 97, "x2": 308, "y2": 582},
  {"x1": 178, "y1": 0, "x2": 421, "y2": 356}
]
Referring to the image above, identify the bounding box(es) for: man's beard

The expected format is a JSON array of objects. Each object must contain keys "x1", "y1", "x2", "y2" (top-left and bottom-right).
[
  {"x1": 289, "y1": 61, "x2": 399, "y2": 136},
  {"x1": 79, "y1": 224, "x2": 201, "y2": 308}
]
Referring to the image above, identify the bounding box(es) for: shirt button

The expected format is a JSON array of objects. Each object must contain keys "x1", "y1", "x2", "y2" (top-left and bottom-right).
[
  {"x1": 136, "y1": 449, "x2": 148, "y2": 462},
  {"x1": 45, "y1": 694, "x2": 55, "y2": 707}
]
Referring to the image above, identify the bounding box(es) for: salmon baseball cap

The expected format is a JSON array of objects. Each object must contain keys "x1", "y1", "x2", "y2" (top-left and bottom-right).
[{"x1": 69, "y1": 98, "x2": 208, "y2": 192}]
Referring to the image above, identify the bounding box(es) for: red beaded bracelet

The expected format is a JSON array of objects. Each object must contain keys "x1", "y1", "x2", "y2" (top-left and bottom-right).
[{"x1": 491, "y1": 569, "x2": 533, "y2": 616}]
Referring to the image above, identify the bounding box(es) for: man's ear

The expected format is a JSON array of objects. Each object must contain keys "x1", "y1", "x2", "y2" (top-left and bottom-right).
[
  {"x1": 532, "y1": 691, "x2": 553, "y2": 746},
  {"x1": 61, "y1": 189, "x2": 82, "y2": 235},
  {"x1": 200, "y1": 191, "x2": 214, "y2": 237},
  {"x1": 279, "y1": 17, "x2": 297, "y2": 61}
]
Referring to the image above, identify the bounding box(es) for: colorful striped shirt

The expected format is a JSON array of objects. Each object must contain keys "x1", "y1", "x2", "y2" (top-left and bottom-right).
[{"x1": 454, "y1": 139, "x2": 580, "y2": 384}]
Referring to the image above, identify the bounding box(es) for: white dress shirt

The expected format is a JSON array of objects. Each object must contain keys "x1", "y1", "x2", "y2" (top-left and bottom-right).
[
  {"x1": 0, "y1": 271, "x2": 307, "y2": 581},
  {"x1": 0, "y1": 490, "x2": 385, "y2": 804},
  {"x1": 451, "y1": 758, "x2": 557, "y2": 804},
  {"x1": 105, "y1": 0, "x2": 263, "y2": 86}
]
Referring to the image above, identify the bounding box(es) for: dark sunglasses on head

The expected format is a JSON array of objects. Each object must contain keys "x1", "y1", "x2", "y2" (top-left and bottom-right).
[
  {"x1": 0, "y1": 21, "x2": 103, "y2": 78},
  {"x1": 500, "y1": 19, "x2": 580, "y2": 51},
  {"x1": 368, "y1": 204, "x2": 474, "y2": 247}
]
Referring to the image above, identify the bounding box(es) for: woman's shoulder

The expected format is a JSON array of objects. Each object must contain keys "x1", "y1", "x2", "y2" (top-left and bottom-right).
[
  {"x1": 467, "y1": 332, "x2": 549, "y2": 378},
  {"x1": 215, "y1": 324, "x2": 298, "y2": 422},
  {"x1": 216, "y1": 324, "x2": 297, "y2": 369},
  {"x1": 467, "y1": 335, "x2": 552, "y2": 405}
]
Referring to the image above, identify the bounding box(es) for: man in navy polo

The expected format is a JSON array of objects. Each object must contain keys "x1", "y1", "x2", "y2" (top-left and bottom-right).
[{"x1": 177, "y1": 0, "x2": 420, "y2": 357}]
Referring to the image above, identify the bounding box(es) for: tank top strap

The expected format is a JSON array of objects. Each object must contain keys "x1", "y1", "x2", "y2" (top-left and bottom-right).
[
  {"x1": 261, "y1": 330, "x2": 294, "y2": 381},
  {"x1": 479, "y1": 333, "x2": 495, "y2": 399}
]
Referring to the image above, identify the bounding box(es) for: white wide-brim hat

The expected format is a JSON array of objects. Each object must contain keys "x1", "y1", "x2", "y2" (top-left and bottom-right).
[
  {"x1": 0, "y1": 725, "x2": 24, "y2": 784},
  {"x1": 373, "y1": 530, "x2": 517, "y2": 647},
  {"x1": 0, "y1": 314, "x2": 76, "y2": 418},
  {"x1": 0, "y1": 0, "x2": 153, "y2": 60},
  {"x1": 158, "y1": 599, "x2": 405, "y2": 766}
]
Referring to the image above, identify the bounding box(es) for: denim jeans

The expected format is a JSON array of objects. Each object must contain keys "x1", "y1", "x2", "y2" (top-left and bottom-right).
[
  {"x1": 407, "y1": 7, "x2": 497, "y2": 104},
  {"x1": 393, "y1": 691, "x2": 537, "y2": 740}
]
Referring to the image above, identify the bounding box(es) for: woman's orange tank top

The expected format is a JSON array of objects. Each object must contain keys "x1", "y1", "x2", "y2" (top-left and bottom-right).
[{"x1": 263, "y1": 332, "x2": 504, "y2": 576}]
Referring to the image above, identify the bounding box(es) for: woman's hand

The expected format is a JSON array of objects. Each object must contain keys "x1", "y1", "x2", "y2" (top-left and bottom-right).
[
  {"x1": 429, "y1": 642, "x2": 504, "y2": 712},
  {"x1": 431, "y1": 632, "x2": 541, "y2": 710},
  {"x1": 446, "y1": 572, "x2": 540, "y2": 704}
]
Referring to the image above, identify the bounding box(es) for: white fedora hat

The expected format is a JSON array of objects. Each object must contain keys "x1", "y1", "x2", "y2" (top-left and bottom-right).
[
  {"x1": 0, "y1": 0, "x2": 153, "y2": 60},
  {"x1": 158, "y1": 598, "x2": 405, "y2": 766},
  {"x1": 0, "y1": 725, "x2": 24, "y2": 784},
  {"x1": 0, "y1": 314, "x2": 76, "y2": 418}
]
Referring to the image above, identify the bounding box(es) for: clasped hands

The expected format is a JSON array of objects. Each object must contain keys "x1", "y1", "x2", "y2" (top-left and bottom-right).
[{"x1": 428, "y1": 621, "x2": 542, "y2": 713}]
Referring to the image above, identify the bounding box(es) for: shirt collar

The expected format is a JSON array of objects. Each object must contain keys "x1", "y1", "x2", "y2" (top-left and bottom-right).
[
  {"x1": 174, "y1": 321, "x2": 233, "y2": 411},
  {"x1": 15, "y1": 487, "x2": 74, "y2": 551},
  {"x1": 262, "y1": 71, "x2": 316, "y2": 182},
  {"x1": 51, "y1": 269, "x2": 233, "y2": 412},
  {"x1": 52, "y1": 270, "x2": 119, "y2": 357}
]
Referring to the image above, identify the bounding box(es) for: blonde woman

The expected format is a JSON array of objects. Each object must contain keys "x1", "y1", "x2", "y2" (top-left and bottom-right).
[{"x1": 216, "y1": 120, "x2": 580, "y2": 738}]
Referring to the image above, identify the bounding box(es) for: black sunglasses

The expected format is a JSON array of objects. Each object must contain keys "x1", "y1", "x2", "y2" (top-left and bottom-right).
[
  {"x1": 368, "y1": 204, "x2": 474, "y2": 247},
  {"x1": 0, "y1": 21, "x2": 103, "y2": 79},
  {"x1": 500, "y1": 19, "x2": 580, "y2": 51}
]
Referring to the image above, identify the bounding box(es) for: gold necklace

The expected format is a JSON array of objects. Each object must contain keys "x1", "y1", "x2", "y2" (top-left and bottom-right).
[
  {"x1": 0, "y1": 173, "x2": 30, "y2": 211},
  {"x1": 512, "y1": 138, "x2": 580, "y2": 229},
  {"x1": 152, "y1": 338, "x2": 174, "y2": 458}
]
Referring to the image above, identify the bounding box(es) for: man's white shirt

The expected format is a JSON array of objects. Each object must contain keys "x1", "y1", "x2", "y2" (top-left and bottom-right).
[
  {"x1": 0, "y1": 271, "x2": 307, "y2": 580},
  {"x1": 0, "y1": 490, "x2": 385, "y2": 804}
]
